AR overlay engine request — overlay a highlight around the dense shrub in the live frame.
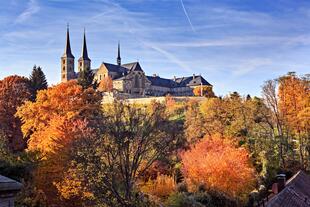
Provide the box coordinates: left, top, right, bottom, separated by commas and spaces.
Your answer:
165, 192, 204, 207
141, 174, 176, 198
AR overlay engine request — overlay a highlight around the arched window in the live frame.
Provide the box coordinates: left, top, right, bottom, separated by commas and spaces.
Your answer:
63, 66, 65, 71
141, 76, 145, 87
134, 75, 139, 88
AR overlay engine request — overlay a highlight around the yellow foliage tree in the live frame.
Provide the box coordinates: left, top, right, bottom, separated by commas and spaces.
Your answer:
140, 174, 176, 198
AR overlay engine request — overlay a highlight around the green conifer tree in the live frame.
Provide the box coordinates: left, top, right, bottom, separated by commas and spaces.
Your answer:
29, 65, 48, 100
77, 67, 98, 89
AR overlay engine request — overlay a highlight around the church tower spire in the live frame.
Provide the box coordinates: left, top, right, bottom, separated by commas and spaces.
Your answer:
78, 28, 91, 72
64, 24, 74, 58
61, 24, 75, 82
117, 41, 121, 66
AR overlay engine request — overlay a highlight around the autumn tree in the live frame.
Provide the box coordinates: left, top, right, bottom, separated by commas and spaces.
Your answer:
262, 79, 291, 169
16, 80, 102, 153
181, 134, 255, 199
16, 80, 103, 205
186, 95, 253, 143
29, 65, 48, 100
0, 75, 32, 152
57, 101, 182, 207
184, 91, 284, 187
193, 85, 215, 97
278, 73, 310, 169
184, 100, 205, 144
98, 76, 113, 92
199, 98, 230, 137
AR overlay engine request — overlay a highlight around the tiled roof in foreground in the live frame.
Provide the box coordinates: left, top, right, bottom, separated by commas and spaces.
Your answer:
267, 171, 310, 207
0, 175, 22, 191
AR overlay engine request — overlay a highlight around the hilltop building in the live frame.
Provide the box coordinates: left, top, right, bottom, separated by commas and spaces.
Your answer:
61, 27, 212, 97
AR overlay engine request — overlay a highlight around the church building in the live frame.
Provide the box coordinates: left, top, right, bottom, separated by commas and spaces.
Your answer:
61, 27, 212, 97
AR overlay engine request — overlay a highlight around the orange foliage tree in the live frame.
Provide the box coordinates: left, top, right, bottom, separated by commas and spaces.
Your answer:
0, 75, 32, 151
278, 73, 309, 132
16, 80, 102, 206
181, 134, 255, 198
16, 80, 102, 154
193, 85, 215, 97
98, 76, 113, 92
278, 73, 310, 167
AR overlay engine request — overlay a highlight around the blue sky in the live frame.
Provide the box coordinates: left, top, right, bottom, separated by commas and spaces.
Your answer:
0, 0, 310, 96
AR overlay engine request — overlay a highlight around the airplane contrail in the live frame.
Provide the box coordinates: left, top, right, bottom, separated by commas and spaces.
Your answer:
180, 0, 196, 32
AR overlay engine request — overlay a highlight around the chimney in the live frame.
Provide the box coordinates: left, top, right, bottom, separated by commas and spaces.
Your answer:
277, 174, 286, 193
173, 76, 176, 81
153, 74, 157, 77
193, 74, 195, 80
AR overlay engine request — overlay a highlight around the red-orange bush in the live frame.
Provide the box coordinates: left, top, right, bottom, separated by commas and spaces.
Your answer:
181, 134, 255, 198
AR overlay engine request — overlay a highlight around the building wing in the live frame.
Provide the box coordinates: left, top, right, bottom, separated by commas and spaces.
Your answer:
146, 76, 177, 88
175, 75, 212, 87
122, 62, 143, 72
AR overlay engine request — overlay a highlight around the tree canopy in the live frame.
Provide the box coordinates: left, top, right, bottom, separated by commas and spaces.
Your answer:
29, 65, 48, 100
77, 67, 98, 89
0, 75, 32, 151
181, 134, 255, 198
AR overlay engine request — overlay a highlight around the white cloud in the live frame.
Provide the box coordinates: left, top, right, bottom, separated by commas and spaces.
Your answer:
15, 0, 40, 24
142, 41, 193, 73
232, 58, 273, 76
157, 35, 310, 48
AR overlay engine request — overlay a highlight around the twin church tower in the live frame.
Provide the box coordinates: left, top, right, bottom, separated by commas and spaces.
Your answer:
60, 26, 121, 82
